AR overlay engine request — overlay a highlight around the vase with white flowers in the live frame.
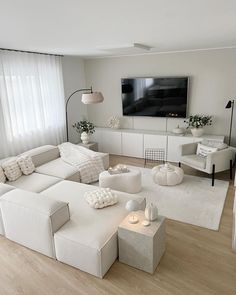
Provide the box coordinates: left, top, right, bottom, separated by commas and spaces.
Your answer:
72, 120, 95, 144
184, 115, 212, 137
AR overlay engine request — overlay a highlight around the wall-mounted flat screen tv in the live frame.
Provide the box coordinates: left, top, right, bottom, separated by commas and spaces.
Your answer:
121, 77, 189, 118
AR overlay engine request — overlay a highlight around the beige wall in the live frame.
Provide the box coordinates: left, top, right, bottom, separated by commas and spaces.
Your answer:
62, 56, 87, 143
84, 49, 236, 146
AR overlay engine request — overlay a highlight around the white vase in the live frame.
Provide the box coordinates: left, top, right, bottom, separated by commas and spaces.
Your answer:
191, 128, 204, 137
81, 132, 90, 144
145, 203, 158, 221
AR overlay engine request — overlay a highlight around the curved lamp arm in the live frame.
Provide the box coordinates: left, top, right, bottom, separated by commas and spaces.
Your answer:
66, 87, 92, 141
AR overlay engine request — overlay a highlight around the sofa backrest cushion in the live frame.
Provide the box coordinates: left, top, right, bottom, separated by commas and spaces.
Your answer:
21, 145, 60, 167
0, 189, 70, 258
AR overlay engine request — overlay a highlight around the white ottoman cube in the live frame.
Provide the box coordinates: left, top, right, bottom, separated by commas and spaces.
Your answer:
99, 169, 142, 193
152, 163, 184, 186
1, 189, 70, 258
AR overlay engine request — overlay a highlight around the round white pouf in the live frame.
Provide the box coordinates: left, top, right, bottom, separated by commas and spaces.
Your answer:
99, 169, 142, 193
152, 163, 184, 186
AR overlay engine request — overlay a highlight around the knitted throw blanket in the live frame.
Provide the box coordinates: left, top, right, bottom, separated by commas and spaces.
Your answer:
58, 142, 104, 184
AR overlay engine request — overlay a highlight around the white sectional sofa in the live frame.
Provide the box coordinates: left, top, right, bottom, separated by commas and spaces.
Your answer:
1, 145, 109, 192
0, 144, 146, 278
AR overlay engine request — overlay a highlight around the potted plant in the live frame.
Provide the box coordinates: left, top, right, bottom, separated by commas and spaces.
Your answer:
184, 115, 212, 137
72, 120, 95, 144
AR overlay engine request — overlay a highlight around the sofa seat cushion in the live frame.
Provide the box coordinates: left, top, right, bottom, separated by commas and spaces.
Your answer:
181, 154, 206, 170
7, 172, 61, 193
36, 158, 80, 182
0, 183, 15, 196
42, 180, 145, 278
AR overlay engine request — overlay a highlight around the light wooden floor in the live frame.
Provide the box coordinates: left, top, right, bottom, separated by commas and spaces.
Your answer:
0, 155, 235, 295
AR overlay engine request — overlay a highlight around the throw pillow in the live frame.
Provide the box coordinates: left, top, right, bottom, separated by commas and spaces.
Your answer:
197, 143, 217, 157
201, 139, 228, 150
0, 166, 6, 183
85, 188, 118, 209
2, 159, 22, 181
17, 155, 35, 175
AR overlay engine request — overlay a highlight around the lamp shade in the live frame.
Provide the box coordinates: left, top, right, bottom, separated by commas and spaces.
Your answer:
125, 200, 140, 212
81, 92, 104, 104
225, 100, 232, 109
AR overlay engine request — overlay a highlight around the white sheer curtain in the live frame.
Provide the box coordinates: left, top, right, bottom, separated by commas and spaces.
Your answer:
0, 50, 66, 158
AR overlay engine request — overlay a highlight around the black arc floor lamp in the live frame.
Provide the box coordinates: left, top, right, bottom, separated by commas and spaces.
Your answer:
65, 86, 104, 141
225, 99, 234, 146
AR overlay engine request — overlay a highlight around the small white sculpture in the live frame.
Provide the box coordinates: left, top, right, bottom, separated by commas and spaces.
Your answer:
107, 116, 120, 129
145, 203, 158, 221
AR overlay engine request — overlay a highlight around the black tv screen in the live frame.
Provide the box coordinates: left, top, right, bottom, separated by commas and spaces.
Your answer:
121, 77, 189, 118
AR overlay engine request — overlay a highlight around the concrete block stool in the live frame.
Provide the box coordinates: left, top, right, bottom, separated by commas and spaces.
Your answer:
99, 169, 142, 193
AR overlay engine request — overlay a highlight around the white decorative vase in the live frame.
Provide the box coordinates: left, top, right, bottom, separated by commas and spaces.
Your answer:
145, 203, 158, 221
191, 128, 204, 137
81, 132, 90, 144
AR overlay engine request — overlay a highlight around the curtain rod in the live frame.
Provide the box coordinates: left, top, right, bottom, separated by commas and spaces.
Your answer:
0, 48, 63, 57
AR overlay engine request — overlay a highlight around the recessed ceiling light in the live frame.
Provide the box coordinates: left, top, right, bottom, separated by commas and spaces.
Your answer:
97, 43, 152, 53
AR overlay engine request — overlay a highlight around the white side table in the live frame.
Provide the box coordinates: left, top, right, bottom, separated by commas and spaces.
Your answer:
118, 211, 166, 274
77, 142, 98, 152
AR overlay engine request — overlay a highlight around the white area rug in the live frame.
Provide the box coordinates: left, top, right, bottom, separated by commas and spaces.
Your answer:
128, 166, 229, 230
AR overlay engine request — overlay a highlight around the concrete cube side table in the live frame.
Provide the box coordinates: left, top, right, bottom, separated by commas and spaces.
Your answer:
77, 142, 98, 152
118, 211, 166, 274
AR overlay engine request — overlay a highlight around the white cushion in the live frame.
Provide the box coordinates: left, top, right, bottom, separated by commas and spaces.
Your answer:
0, 189, 70, 258
85, 188, 118, 209
99, 169, 142, 194
17, 155, 35, 175
36, 158, 80, 182
201, 139, 228, 151
8, 172, 61, 193
152, 163, 184, 186
42, 180, 146, 278
197, 143, 217, 157
0, 166, 6, 183
2, 159, 22, 181
181, 154, 206, 170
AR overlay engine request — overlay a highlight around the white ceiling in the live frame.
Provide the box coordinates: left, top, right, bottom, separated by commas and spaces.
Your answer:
0, 0, 236, 57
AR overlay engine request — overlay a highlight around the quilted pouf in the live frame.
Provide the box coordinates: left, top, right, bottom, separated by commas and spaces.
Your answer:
152, 163, 184, 186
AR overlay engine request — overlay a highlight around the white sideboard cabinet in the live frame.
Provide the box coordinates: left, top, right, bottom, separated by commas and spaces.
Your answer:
122, 132, 143, 158
91, 127, 224, 163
